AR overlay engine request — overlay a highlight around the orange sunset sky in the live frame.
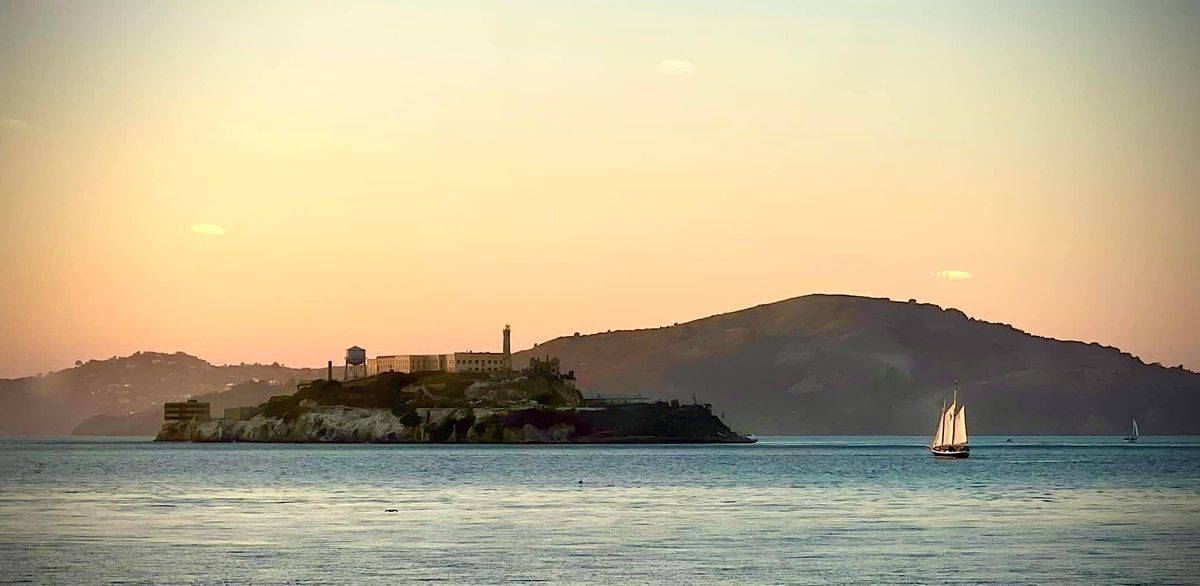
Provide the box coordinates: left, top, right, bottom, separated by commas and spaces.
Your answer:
1, 1, 1197, 378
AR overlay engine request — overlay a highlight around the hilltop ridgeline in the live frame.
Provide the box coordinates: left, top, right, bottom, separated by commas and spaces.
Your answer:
155, 370, 751, 444
72, 378, 303, 436
1, 351, 335, 436
515, 294, 1199, 435
13, 293, 1200, 437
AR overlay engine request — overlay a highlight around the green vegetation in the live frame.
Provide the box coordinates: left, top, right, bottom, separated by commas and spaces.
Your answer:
157, 368, 752, 443
255, 369, 584, 421
295, 374, 416, 410
262, 395, 300, 421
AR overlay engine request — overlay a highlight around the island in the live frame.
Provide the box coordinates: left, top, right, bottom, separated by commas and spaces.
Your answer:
155, 358, 754, 444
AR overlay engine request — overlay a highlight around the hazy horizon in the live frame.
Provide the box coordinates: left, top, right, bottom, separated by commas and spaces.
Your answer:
2, 0, 1198, 378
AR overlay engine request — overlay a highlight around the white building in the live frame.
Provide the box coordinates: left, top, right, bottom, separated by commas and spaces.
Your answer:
366, 326, 513, 375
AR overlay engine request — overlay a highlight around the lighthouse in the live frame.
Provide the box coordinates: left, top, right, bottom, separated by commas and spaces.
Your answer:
503, 324, 512, 370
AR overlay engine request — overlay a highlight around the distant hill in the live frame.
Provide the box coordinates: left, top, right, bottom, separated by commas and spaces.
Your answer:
0, 351, 337, 435
514, 295, 1199, 435
9, 295, 1198, 436
71, 379, 300, 436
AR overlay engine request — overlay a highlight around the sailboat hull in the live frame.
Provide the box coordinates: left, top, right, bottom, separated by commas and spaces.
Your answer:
930, 445, 970, 458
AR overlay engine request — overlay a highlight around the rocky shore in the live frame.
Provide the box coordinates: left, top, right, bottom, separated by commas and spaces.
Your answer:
155, 403, 754, 443
154, 369, 754, 444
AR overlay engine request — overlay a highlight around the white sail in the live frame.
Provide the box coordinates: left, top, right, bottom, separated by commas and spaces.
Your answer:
945, 402, 957, 445
953, 405, 968, 446
931, 382, 970, 456
933, 406, 947, 446
1131, 419, 1139, 439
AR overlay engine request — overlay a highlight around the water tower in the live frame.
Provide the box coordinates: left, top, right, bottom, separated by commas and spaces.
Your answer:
345, 346, 367, 380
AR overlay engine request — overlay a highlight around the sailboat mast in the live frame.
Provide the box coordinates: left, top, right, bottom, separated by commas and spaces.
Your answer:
950, 380, 958, 445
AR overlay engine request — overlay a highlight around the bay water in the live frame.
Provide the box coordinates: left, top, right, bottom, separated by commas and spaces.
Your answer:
2, 436, 1198, 584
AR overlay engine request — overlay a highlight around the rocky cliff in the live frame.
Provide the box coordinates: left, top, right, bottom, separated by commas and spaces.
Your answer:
155, 403, 751, 444
154, 369, 752, 443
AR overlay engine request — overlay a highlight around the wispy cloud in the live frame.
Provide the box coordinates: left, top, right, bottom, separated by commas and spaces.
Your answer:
658, 59, 696, 77
1, 117, 32, 132
190, 224, 228, 236
935, 269, 972, 281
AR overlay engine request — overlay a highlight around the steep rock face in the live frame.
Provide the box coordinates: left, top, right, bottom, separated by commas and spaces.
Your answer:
515, 295, 1200, 435
158, 407, 419, 442
155, 403, 751, 444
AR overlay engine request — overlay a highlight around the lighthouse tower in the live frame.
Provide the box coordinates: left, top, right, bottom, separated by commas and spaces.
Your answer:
502, 324, 512, 370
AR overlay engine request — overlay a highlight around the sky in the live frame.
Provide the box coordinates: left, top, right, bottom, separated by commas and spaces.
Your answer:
1, 0, 1198, 378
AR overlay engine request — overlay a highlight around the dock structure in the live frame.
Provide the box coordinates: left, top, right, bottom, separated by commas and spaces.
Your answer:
586, 393, 656, 406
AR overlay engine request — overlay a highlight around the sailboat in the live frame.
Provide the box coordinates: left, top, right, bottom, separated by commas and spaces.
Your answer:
930, 381, 970, 458
1123, 419, 1139, 443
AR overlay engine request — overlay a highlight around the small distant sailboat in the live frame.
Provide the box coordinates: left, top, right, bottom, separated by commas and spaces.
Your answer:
930, 380, 969, 458
1123, 419, 1139, 443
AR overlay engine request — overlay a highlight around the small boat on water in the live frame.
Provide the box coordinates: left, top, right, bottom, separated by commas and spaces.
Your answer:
930, 381, 969, 459
1123, 419, 1139, 443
